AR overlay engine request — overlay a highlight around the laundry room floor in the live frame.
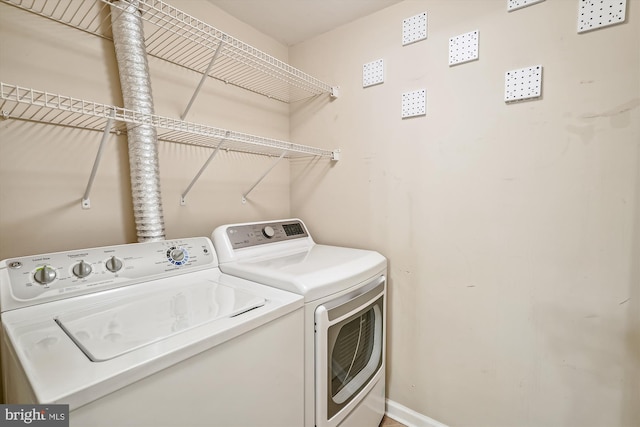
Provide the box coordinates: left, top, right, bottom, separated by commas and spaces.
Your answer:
380, 415, 407, 426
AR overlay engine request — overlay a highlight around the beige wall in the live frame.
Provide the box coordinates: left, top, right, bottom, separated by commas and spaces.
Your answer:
290, 1, 639, 426
0, 1, 292, 260
1, 0, 639, 425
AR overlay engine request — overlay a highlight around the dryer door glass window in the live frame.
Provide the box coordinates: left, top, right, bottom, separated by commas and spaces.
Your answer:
326, 296, 383, 418
331, 308, 375, 396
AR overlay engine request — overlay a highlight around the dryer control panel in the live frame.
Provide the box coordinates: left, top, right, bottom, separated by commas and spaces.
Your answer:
224, 219, 310, 249
0, 237, 216, 311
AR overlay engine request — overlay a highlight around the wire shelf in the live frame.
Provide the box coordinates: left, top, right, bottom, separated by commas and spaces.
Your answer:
0, 83, 335, 159
1, 0, 336, 103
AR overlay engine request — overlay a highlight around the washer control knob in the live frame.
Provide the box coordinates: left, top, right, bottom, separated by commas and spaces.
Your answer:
72, 260, 92, 278
171, 248, 186, 262
34, 265, 56, 285
105, 256, 123, 273
262, 226, 275, 238
166, 246, 189, 265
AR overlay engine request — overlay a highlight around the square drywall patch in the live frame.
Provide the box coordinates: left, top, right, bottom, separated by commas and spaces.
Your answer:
507, 0, 545, 12
402, 12, 427, 46
402, 89, 426, 118
363, 59, 384, 87
449, 30, 479, 66
577, 0, 627, 33
504, 65, 543, 102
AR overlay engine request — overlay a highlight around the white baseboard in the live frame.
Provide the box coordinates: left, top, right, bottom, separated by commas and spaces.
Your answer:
385, 399, 449, 427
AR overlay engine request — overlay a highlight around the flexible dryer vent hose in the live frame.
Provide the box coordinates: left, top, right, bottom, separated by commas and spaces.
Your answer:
110, 0, 165, 242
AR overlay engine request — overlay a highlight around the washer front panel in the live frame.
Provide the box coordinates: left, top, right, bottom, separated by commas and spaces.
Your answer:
0, 237, 215, 311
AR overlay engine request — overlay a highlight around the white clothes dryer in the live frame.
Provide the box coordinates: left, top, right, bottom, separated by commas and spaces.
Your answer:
212, 219, 387, 427
0, 237, 304, 427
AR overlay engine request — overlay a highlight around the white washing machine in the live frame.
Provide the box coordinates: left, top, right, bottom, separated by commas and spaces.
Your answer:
212, 219, 387, 427
0, 237, 304, 427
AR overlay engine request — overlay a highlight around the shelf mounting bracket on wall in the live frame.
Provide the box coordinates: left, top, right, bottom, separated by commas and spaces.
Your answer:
81, 110, 116, 210
180, 131, 229, 206
180, 40, 225, 121
242, 151, 287, 204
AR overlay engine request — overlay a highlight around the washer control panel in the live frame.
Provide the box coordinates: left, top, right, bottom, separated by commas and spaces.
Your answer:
1, 237, 215, 310
225, 219, 309, 249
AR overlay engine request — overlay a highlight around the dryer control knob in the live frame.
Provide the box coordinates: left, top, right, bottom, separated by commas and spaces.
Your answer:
105, 256, 123, 273
262, 226, 275, 238
34, 265, 56, 285
72, 260, 92, 278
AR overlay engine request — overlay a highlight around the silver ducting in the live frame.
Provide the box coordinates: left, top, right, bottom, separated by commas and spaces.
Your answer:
110, 0, 165, 242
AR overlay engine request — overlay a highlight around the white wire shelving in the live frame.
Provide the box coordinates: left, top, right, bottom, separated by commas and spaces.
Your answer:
1, 0, 341, 206
0, 83, 336, 158
0, 83, 339, 206
1, 0, 338, 104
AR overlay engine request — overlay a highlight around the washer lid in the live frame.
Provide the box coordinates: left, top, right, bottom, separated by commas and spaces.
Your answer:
219, 244, 386, 301
55, 281, 265, 361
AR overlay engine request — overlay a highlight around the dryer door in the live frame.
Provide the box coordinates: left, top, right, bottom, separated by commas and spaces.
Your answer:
315, 276, 385, 427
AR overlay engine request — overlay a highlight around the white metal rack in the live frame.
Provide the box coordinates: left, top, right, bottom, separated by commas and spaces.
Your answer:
0, 83, 339, 206
1, 0, 341, 206
1, 0, 339, 105
0, 84, 334, 157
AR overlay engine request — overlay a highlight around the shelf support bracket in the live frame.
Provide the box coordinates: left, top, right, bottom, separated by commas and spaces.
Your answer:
242, 151, 287, 204
180, 133, 229, 206
81, 111, 115, 209
181, 40, 225, 121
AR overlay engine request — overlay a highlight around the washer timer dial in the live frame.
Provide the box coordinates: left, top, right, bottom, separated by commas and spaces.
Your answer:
33, 265, 56, 285
166, 246, 189, 266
